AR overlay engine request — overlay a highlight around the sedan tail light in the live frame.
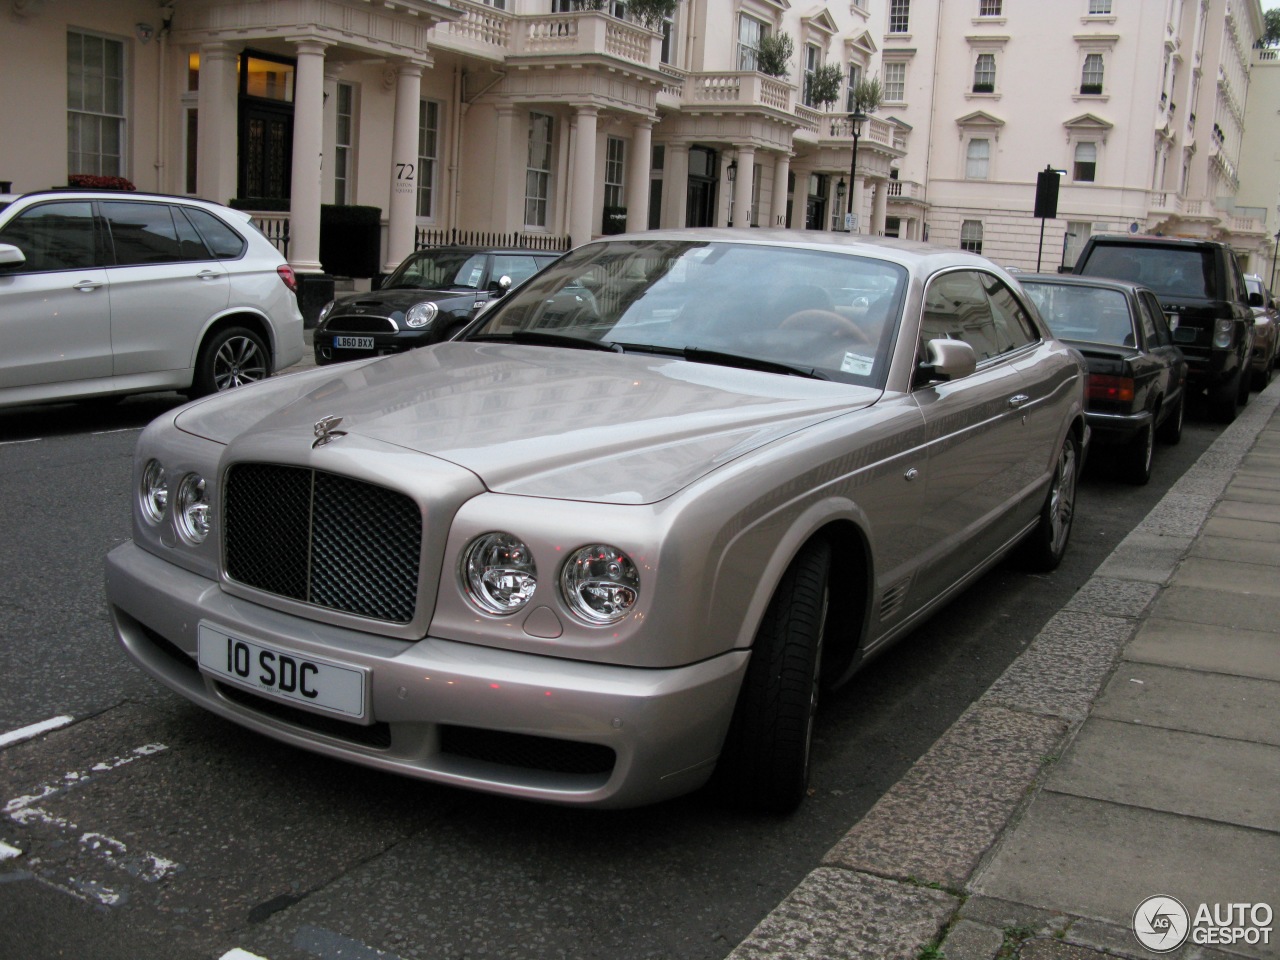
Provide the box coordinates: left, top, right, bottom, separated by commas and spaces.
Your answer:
1087, 373, 1135, 403
276, 264, 298, 293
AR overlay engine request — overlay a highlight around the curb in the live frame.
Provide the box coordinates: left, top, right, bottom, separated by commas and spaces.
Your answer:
726, 383, 1280, 960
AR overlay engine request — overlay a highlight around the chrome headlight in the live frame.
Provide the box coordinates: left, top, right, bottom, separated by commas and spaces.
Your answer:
462, 532, 537, 615
1214, 318, 1234, 349
405, 301, 440, 329
316, 300, 335, 325
139, 459, 168, 524
560, 545, 640, 625
175, 473, 210, 544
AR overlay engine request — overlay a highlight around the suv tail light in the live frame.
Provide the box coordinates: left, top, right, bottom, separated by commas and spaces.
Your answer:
276, 264, 298, 293
1087, 374, 1135, 403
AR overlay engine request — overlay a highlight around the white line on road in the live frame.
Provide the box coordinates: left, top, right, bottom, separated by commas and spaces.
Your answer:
0, 715, 74, 748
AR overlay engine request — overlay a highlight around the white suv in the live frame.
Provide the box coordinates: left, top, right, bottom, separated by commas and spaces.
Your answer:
0, 189, 304, 408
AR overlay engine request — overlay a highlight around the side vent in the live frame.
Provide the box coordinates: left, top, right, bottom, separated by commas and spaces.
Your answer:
878, 578, 911, 622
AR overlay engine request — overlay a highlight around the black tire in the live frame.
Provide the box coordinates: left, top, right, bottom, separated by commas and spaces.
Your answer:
190, 326, 270, 398
1211, 371, 1242, 424
1020, 432, 1079, 572
1253, 362, 1272, 391
1121, 423, 1154, 486
1156, 393, 1183, 445
712, 538, 831, 814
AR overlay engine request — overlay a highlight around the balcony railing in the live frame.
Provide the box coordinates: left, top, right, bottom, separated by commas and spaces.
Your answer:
685, 72, 793, 112
439, 4, 659, 67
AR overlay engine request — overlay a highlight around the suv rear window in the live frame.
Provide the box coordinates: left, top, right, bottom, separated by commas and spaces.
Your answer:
1081, 244, 1214, 300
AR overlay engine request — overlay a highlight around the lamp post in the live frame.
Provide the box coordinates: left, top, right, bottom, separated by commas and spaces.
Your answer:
1271, 228, 1279, 294
846, 107, 867, 232
835, 178, 846, 230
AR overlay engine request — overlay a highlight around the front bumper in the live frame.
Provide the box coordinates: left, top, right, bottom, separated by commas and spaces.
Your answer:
106, 541, 748, 808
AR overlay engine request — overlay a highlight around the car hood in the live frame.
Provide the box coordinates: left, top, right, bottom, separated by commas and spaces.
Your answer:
175, 343, 878, 504
330, 287, 474, 314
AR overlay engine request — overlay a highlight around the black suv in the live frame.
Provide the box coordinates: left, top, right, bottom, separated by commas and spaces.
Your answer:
1073, 235, 1254, 422
314, 246, 559, 365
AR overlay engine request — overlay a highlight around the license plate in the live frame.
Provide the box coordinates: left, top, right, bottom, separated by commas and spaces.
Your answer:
334, 336, 375, 349
197, 622, 367, 720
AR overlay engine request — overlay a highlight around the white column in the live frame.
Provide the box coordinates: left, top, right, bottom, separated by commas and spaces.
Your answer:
493, 105, 517, 232
569, 105, 599, 246
195, 42, 238, 205
665, 142, 688, 228
384, 61, 424, 274
286, 40, 329, 273
625, 118, 654, 232
871, 178, 889, 235
771, 153, 791, 228
733, 145, 755, 229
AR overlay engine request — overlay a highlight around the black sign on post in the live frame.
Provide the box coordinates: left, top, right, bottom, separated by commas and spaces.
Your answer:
1034, 165, 1062, 271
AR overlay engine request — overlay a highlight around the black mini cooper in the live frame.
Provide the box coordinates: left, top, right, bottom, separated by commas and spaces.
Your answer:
314, 246, 560, 365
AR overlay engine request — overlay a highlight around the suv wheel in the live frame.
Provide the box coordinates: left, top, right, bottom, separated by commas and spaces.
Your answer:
191, 326, 270, 398
1211, 371, 1243, 424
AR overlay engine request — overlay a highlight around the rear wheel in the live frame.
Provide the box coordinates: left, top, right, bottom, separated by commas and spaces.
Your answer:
1020, 433, 1079, 572
1253, 362, 1272, 391
190, 326, 270, 398
1211, 371, 1242, 424
1156, 393, 1184, 445
712, 538, 831, 814
1121, 423, 1154, 485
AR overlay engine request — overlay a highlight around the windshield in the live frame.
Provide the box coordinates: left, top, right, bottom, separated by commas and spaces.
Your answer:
1081, 244, 1214, 299
466, 238, 906, 387
387, 249, 489, 290
1023, 282, 1135, 347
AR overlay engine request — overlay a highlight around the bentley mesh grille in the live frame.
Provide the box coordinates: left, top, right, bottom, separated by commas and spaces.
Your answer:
224, 464, 422, 623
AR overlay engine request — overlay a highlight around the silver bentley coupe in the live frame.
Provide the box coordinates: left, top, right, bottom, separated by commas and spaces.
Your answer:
106, 229, 1087, 812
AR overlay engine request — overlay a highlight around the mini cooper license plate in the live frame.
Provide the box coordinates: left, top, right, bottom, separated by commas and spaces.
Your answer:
334, 335, 375, 349
197, 622, 367, 720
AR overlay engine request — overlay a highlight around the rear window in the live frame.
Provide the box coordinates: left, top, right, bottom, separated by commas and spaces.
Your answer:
1023, 282, 1135, 347
1079, 243, 1214, 300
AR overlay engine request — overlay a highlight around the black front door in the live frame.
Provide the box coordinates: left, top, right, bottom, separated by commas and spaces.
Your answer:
685, 146, 719, 227
239, 103, 292, 204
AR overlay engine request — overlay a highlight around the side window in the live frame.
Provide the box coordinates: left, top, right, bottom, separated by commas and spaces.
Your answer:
181, 207, 246, 259
984, 274, 1040, 347
922, 270, 1029, 364
0, 201, 100, 273
491, 255, 543, 287
1142, 292, 1172, 346
104, 201, 196, 265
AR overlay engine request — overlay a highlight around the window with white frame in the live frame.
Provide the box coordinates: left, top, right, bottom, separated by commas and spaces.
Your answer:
889, 0, 910, 34
960, 220, 983, 253
883, 62, 907, 101
605, 136, 625, 209
67, 30, 126, 176
334, 82, 354, 205
1087, 0, 1112, 14
979, 0, 1002, 15
1080, 53, 1104, 95
525, 112, 553, 228
966, 139, 990, 179
417, 99, 439, 218
846, 62, 864, 111
659, 14, 674, 64
803, 44, 822, 107
1073, 141, 1097, 182
1063, 222, 1091, 267
738, 14, 767, 72
973, 53, 996, 93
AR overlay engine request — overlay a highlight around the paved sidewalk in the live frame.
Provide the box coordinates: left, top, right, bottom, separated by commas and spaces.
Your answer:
728, 385, 1280, 960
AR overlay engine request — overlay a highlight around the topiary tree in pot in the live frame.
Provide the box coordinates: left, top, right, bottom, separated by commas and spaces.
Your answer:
806, 63, 845, 108
755, 33, 795, 77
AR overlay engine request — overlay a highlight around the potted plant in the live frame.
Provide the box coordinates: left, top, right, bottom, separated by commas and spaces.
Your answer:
806, 63, 845, 108
755, 33, 794, 78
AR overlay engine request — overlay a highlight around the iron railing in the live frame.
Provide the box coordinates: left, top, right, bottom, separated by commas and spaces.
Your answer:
415, 226, 572, 252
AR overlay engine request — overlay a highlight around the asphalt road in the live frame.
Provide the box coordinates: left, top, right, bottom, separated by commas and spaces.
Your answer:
0, 384, 1226, 960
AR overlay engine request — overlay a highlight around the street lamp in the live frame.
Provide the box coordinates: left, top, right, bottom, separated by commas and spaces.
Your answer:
846, 107, 868, 232
1271, 228, 1279, 294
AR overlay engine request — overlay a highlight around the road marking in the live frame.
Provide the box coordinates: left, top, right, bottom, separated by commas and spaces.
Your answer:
0, 840, 21, 860
222, 951, 272, 960
0, 715, 74, 748
293, 925, 404, 960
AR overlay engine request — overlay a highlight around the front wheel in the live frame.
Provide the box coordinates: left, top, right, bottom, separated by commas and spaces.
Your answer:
190, 326, 270, 398
712, 538, 831, 814
1020, 432, 1079, 572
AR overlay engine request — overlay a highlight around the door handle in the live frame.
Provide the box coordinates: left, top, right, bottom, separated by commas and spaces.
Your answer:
195, 270, 222, 281
1008, 394, 1030, 408
73, 280, 105, 292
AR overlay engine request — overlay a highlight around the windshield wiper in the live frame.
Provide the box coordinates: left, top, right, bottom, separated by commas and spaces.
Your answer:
469, 331, 619, 352
614, 342, 828, 380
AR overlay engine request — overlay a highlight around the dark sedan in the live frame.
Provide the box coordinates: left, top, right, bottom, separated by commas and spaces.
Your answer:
1021, 274, 1186, 485
313, 247, 560, 364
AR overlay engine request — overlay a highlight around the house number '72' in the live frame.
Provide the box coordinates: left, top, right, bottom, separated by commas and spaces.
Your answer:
396, 163, 416, 182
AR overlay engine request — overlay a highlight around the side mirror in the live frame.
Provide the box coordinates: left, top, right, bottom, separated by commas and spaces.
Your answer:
0, 243, 26, 268
488, 275, 514, 297
915, 338, 977, 387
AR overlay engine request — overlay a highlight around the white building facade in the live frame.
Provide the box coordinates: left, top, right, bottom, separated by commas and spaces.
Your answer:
2, 0, 1274, 295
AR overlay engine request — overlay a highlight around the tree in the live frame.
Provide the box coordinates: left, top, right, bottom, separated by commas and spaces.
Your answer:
850, 76, 883, 115
627, 0, 678, 30
755, 33, 795, 77
1264, 7, 1280, 46
805, 63, 845, 108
